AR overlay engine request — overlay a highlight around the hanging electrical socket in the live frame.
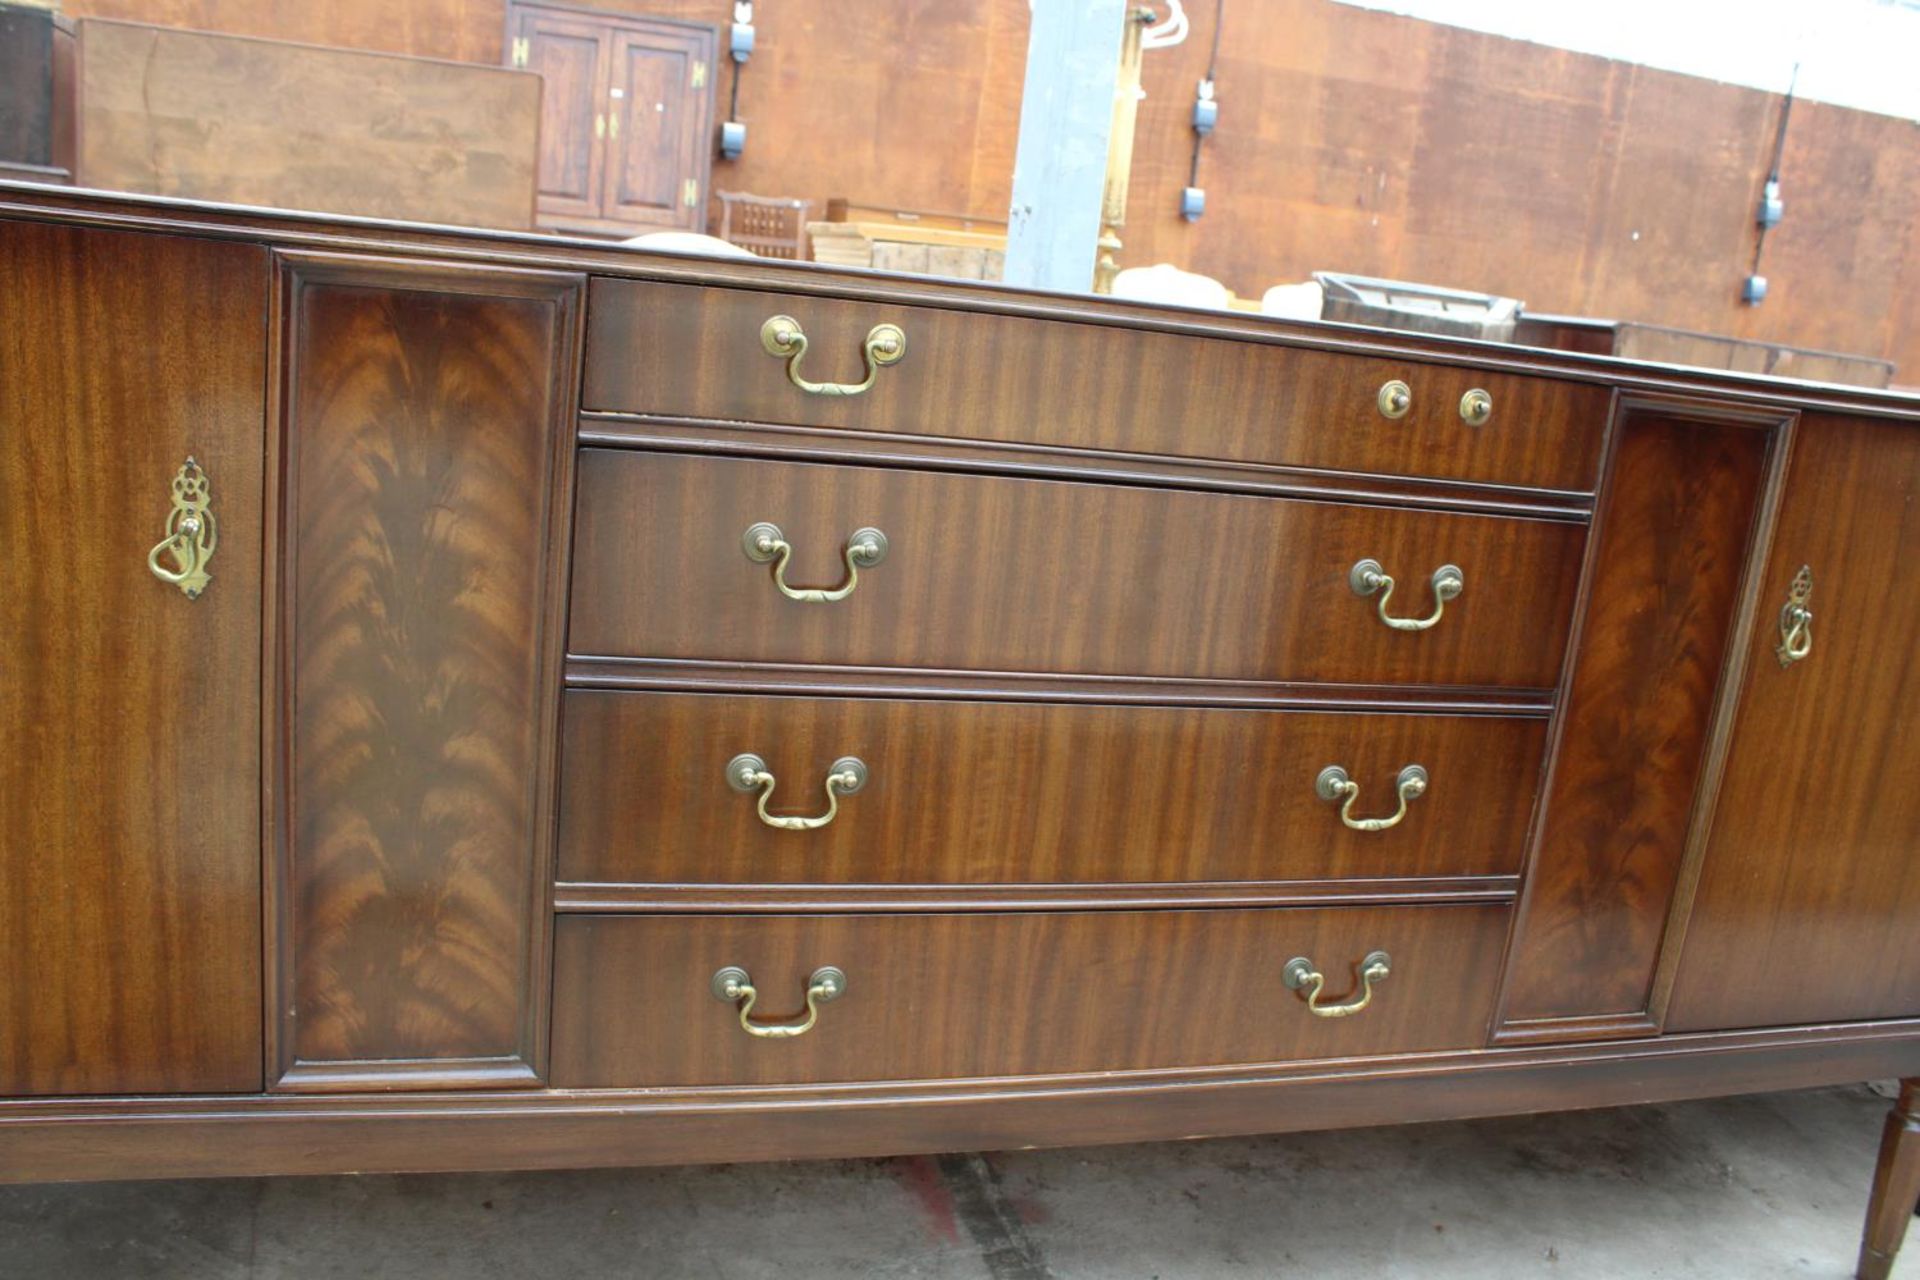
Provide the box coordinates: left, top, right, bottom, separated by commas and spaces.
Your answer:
1742, 274, 1769, 305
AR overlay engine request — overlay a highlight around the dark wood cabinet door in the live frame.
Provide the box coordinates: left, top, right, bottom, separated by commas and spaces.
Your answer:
0, 221, 267, 1095
601, 22, 713, 231
515, 7, 611, 225
1667, 415, 1920, 1031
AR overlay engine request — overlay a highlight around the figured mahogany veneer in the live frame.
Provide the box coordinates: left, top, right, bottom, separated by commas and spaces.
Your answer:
550, 905, 1512, 1087
3, 184, 1920, 1278
583, 279, 1611, 493
568, 450, 1586, 688
272, 254, 582, 1090
557, 690, 1547, 888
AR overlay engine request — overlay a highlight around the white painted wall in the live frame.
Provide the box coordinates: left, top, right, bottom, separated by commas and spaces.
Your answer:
1332, 0, 1920, 122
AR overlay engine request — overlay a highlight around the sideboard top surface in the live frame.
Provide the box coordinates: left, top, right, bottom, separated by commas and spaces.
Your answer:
2, 178, 1915, 421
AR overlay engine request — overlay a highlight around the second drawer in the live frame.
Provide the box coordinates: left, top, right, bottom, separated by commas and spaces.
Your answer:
569, 450, 1587, 688
557, 691, 1548, 886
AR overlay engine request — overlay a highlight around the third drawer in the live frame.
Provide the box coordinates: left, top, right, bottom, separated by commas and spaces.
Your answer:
569, 450, 1588, 688
557, 691, 1548, 886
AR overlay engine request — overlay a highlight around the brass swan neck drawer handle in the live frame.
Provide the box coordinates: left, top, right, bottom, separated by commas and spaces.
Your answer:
727, 753, 868, 830
1282, 950, 1392, 1018
743, 522, 888, 602
711, 965, 847, 1039
1776, 564, 1814, 668
1316, 764, 1428, 832
147, 457, 217, 599
761, 314, 906, 397
1349, 558, 1462, 631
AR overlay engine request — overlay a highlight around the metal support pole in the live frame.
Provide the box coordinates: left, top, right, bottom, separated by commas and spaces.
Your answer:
1002, 0, 1129, 293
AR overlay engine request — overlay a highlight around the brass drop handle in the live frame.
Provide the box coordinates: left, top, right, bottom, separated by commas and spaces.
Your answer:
147, 456, 217, 599
743, 522, 888, 602
1776, 564, 1814, 669
1282, 950, 1392, 1018
711, 965, 847, 1039
1316, 764, 1428, 832
1349, 558, 1462, 631
727, 753, 868, 831
761, 314, 906, 397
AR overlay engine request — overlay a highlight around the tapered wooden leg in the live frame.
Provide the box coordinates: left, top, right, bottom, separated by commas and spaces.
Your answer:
1859, 1081, 1920, 1280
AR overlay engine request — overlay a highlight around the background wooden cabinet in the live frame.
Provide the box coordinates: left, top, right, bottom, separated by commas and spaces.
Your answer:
0, 222, 266, 1095
509, 2, 716, 236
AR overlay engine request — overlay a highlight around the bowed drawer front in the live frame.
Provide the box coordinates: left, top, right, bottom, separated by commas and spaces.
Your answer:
568, 450, 1586, 688
557, 691, 1548, 887
550, 904, 1512, 1087
582, 279, 1610, 492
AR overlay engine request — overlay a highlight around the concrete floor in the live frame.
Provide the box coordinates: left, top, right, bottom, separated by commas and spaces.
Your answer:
2, 1085, 1915, 1279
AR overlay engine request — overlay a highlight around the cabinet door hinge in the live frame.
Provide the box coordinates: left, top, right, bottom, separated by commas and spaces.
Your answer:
691, 60, 708, 89
510, 36, 530, 68
683, 177, 700, 208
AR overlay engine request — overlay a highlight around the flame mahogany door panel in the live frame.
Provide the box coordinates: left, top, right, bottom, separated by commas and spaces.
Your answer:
0, 221, 266, 1095
271, 254, 583, 1091
1667, 415, 1920, 1031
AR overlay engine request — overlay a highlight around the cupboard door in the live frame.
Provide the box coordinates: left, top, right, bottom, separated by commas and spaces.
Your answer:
1667, 416, 1920, 1031
0, 221, 266, 1095
515, 7, 610, 226
601, 22, 714, 231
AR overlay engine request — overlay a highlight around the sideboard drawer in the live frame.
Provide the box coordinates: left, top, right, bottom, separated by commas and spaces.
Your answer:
570, 451, 1585, 687
550, 904, 1510, 1087
558, 691, 1547, 886
583, 279, 1609, 493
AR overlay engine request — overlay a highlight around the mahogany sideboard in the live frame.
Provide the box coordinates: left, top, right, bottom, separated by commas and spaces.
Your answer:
1, 183, 1917, 1276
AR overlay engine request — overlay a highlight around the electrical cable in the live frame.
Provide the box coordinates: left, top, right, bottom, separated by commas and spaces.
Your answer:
1750, 62, 1798, 278
1187, 0, 1226, 190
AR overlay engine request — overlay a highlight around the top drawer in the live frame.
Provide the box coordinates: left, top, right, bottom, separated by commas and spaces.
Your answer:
583, 279, 1610, 493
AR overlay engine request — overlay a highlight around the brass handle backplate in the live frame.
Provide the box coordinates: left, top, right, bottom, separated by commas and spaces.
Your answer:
1459, 388, 1493, 425
1317, 764, 1428, 832
743, 522, 888, 602
1282, 950, 1392, 1018
1776, 564, 1814, 669
728, 753, 868, 830
761, 314, 906, 397
1377, 379, 1412, 419
1350, 558, 1462, 631
711, 965, 847, 1039
147, 456, 217, 599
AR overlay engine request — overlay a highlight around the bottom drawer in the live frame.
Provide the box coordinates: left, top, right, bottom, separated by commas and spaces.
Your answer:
551, 905, 1510, 1087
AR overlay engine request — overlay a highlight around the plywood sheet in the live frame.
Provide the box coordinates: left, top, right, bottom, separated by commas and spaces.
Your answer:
76, 18, 539, 227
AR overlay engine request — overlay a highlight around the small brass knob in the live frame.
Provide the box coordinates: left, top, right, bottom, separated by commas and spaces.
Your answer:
1459, 388, 1493, 426
1377, 380, 1412, 420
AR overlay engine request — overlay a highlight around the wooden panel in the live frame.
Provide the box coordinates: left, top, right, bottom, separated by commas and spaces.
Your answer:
75, 19, 541, 229
276, 255, 581, 1089
558, 691, 1548, 886
551, 905, 1511, 1086
1668, 416, 1920, 1031
0, 220, 265, 1095
569, 450, 1586, 688
601, 22, 713, 231
1497, 406, 1770, 1032
515, 6, 607, 221
584, 279, 1611, 492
